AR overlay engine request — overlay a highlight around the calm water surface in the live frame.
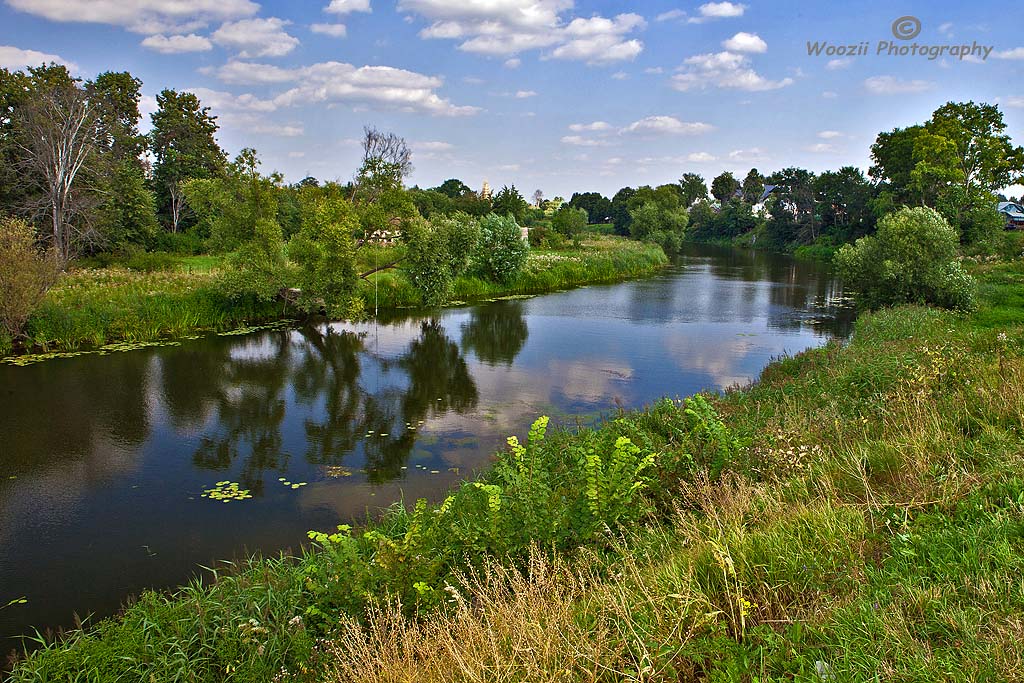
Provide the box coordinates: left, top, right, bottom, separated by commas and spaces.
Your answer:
0, 244, 853, 652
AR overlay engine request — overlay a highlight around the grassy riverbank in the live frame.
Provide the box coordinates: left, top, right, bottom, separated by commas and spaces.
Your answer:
7, 260, 1024, 682
7, 236, 666, 357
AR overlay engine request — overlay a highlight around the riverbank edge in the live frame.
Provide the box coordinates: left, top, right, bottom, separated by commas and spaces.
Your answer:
8, 259, 1022, 681
4, 237, 668, 361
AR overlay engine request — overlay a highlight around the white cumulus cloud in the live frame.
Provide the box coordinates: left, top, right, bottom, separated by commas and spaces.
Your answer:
689, 2, 745, 23
311, 23, 348, 37
671, 51, 793, 91
568, 121, 612, 132
561, 135, 612, 147
620, 115, 714, 136
212, 17, 300, 58
0, 44, 77, 70
140, 33, 213, 53
992, 47, 1024, 60
6, 0, 258, 34
210, 60, 480, 117
722, 32, 766, 53
398, 1, 645, 64
325, 0, 371, 14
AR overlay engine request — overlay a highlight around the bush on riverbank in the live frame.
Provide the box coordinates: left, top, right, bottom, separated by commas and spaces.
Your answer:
835, 206, 977, 311
10, 260, 1024, 681
10, 236, 666, 356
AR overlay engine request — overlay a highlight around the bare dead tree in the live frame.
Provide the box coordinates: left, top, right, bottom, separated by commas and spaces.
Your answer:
15, 82, 100, 264
360, 126, 413, 178
168, 181, 188, 233
354, 126, 413, 203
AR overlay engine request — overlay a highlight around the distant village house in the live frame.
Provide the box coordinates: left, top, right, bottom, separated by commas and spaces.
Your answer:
998, 201, 1024, 230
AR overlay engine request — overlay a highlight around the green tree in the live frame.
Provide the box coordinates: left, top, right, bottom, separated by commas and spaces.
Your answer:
95, 160, 159, 251
711, 172, 740, 204
402, 213, 481, 307
150, 89, 226, 231
834, 206, 975, 311
610, 186, 636, 235
473, 214, 528, 283
183, 148, 279, 250
491, 185, 528, 223
678, 173, 708, 206
354, 126, 412, 203
88, 71, 146, 163
14, 69, 101, 263
815, 166, 877, 242
290, 195, 359, 314
567, 191, 612, 224
765, 167, 818, 247
870, 125, 926, 202
88, 71, 159, 252
927, 102, 1024, 198
434, 178, 472, 198
552, 205, 588, 243
219, 218, 287, 302
741, 168, 764, 204
408, 188, 453, 219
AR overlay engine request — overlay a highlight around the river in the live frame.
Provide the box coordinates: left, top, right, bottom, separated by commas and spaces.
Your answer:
0, 244, 853, 652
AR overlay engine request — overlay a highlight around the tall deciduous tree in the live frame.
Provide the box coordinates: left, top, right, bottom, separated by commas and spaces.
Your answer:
88, 71, 146, 163
815, 166, 876, 242
182, 147, 280, 250
567, 191, 612, 224
491, 185, 528, 222
711, 171, 740, 204
741, 168, 764, 204
678, 173, 708, 206
88, 71, 158, 251
926, 101, 1024, 197
150, 89, 225, 232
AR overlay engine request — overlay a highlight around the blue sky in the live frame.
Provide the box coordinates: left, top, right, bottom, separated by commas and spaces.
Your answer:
1, 0, 1022, 197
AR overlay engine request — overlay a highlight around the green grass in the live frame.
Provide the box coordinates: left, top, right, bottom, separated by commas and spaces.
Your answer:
5, 236, 664, 358
360, 236, 668, 309
22, 267, 284, 353
8, 255, 1024, 682
176, 254, 226, 273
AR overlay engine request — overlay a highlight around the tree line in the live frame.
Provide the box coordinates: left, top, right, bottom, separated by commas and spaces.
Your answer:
566, 101, 1023, 255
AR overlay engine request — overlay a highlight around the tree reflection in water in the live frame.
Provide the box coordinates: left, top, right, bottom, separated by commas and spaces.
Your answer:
188, 316, 485, 489
460, 301, 529, 366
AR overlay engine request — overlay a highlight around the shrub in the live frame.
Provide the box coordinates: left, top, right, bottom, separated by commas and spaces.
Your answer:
551, 206, 587, 243
473, 214, 528, 284
960, 202, 1005, 247
0, 217, 60, 345
218, 218, 289, 303
153, 230, 206, 255
290, 197, 359, 315
834, 206, 976, 311
527, 224, 567, 250
402, 213, 481, 306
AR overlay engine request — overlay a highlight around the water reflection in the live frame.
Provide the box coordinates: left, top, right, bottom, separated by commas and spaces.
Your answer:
461, 301, 530, 366
0, 245, 852, 650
